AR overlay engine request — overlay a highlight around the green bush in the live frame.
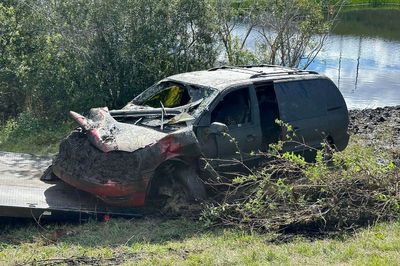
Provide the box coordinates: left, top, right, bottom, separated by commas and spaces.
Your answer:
0, 112, 73, 155
201, 141, 399, 232
0, 0, 218, 120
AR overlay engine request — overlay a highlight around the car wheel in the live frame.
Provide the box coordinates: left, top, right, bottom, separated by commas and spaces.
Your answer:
149, 164, 205, 216
157, 178, 192, 215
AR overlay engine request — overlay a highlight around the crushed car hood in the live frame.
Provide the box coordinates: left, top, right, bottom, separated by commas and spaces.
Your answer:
70, 107, 168, 152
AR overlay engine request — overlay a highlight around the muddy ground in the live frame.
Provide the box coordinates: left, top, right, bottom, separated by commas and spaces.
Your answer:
348, 105, 400, 165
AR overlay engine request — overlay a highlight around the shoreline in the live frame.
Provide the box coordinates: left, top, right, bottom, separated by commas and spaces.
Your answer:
348, 105, 400, 165
348, 105, 400, 135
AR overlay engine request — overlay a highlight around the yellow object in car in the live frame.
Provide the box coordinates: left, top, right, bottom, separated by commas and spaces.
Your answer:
145, 86, 184, 108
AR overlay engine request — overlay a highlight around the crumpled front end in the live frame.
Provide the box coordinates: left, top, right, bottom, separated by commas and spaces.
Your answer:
69, 107, 168, 153
51, 107, 201, 206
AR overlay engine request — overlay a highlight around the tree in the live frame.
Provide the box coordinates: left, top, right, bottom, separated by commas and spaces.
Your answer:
212, 0, 344, 68
0, 0, 344, 122
0, 0, 219, 120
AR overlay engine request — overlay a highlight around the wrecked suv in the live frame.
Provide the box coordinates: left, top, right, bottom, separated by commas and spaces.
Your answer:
49, 65, 349, 207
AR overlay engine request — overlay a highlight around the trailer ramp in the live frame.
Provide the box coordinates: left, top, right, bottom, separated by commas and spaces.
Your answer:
0, 152, 140, 219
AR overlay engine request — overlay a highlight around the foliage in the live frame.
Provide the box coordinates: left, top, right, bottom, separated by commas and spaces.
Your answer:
210, 0, 259, 65
0, 111, 72, 154
212, 0, 344, 67
0, 0, 345, 124
201, 140, 399, 231
0, 0, 218, 121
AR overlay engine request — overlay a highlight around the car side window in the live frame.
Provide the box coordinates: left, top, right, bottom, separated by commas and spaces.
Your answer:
274, 79, 327, 121
211, 87, 252, 127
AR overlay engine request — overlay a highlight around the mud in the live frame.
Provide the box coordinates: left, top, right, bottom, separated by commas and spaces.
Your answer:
52, 130, 161, 185
348, 105, 400, 165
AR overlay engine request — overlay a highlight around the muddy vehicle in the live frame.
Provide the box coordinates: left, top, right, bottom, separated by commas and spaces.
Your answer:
48, 65, 349, 207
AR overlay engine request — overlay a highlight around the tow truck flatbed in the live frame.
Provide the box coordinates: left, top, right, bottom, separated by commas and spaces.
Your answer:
0, 152, 140, 219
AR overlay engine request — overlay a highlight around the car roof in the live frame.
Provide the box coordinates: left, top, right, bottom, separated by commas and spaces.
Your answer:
166, 65, 321, 90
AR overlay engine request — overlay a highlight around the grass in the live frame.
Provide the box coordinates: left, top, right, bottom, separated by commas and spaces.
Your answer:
1, 218, 400, 265
0, 112, 73, 155
348, 0, 400, 5
0, 113, 399, 265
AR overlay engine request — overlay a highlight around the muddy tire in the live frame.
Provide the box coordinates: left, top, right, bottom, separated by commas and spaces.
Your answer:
157, 178, 192, 215
148, 163, 206, 216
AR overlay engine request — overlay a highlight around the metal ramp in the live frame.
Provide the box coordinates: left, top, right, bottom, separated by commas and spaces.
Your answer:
0, 152, 140, 219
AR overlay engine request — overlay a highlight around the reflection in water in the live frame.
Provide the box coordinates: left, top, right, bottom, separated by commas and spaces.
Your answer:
304, 9, 400, 109
306, 35, 400, 109
333, 9, 400, 41
337, 35, 343, 87
354, 36, 361, 92
236, 10, 400, 109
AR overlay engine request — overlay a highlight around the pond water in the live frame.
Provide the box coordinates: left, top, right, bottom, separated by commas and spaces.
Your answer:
307, 9, 400, 109
240, 9, 400, 109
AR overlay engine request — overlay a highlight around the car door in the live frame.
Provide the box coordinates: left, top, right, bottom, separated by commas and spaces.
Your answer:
274, 79, 328, 150
209, 86, 262, 161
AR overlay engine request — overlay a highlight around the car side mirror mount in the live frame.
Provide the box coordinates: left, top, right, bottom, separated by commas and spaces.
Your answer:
208, 122, 228, 135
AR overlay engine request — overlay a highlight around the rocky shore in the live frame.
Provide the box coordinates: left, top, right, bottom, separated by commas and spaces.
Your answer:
349, 105, 400, 165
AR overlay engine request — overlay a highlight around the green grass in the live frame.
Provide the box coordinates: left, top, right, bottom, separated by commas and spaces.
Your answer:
1, 218, 400, 265
0, 113, 73, 155
347, 0, 400, 6
1, 112, 399, 265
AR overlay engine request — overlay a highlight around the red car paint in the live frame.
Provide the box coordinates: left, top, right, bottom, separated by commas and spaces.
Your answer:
53, 166, 149, 206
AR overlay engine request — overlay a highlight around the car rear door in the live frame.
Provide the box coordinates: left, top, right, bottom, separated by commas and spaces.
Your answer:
274, 79, 328, 150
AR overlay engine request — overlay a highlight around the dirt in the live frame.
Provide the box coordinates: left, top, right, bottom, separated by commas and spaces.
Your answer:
348, 105, 400, 165
52, 130, 161, 185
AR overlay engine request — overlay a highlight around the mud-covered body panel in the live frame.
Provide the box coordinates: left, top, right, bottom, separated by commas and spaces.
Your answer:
52, 109, 201, 206
70, 108, 167, 153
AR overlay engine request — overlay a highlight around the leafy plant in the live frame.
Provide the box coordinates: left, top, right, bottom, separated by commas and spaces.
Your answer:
201, 136, 399, 232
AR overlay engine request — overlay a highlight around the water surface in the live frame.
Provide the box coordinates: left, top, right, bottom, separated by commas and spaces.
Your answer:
240, 9, 400, 109
307, 35, 400, 109
306, 9, 400, 109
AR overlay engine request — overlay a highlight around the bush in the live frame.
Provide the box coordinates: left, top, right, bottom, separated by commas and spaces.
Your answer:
0, 0, 218, 120
0, 112, 72, 154
201, 141, 399, 232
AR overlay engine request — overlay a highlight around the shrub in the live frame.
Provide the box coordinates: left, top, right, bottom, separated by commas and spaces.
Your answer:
201, 141, 399, 232
0, 112, 72, 154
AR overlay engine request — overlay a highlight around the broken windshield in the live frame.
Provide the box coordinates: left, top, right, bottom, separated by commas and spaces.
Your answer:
133, 81, 215, 109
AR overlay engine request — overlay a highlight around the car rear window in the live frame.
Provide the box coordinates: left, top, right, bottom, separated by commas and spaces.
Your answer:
274, 79, 327, 122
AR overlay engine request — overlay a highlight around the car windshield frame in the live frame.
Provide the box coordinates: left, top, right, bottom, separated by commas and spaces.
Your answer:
131, 80, 218, 113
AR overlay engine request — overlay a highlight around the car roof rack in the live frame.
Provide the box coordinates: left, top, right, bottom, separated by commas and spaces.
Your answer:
208, 65, 264, 74
208, 65, 318, 78
249, 69, 318, 79
208, 64, 279, 71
